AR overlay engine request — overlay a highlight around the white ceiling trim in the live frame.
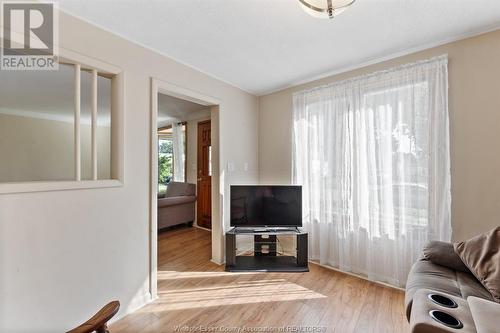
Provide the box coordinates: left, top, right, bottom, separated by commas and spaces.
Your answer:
263, 21, 500, 96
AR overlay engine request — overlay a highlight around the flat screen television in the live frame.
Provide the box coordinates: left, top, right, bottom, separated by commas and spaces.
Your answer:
230, 185, 302, 227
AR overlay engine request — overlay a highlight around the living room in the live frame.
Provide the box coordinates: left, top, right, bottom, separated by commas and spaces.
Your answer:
0, 1, 499, 332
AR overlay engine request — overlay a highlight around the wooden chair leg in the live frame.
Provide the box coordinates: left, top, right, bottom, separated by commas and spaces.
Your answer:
67, 301, 119, 333
96, 324, 109, 333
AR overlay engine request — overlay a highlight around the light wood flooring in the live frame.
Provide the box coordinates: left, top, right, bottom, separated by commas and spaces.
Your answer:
111, 226, 409, 333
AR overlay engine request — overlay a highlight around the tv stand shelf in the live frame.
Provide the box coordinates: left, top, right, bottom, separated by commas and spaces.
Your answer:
225, 228, 309, 272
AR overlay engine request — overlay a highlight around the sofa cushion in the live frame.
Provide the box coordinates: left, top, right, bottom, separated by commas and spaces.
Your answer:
454, 226, 500, 302
422, 241, 470, 273
166, 182, 196, 197
158, 196, 196, 208
456, 270, 495, 301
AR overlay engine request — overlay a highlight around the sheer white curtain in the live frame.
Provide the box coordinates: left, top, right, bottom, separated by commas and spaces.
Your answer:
293, 56, 451, 287
172, 122, 185, 182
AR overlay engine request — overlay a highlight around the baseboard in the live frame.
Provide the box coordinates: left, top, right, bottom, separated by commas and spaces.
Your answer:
309, 261, 405, 292
194, 225, 212, 232
211, 258, 224, 265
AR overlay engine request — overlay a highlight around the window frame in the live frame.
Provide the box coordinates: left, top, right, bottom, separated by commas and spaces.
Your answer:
0, 47, 125, 194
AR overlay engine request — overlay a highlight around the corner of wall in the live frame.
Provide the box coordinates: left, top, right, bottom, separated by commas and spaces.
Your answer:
257, 95, 263, 185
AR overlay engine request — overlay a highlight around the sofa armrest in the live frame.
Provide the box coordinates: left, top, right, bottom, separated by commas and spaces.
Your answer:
468, 296, 500, 333
410, 289, 475, 333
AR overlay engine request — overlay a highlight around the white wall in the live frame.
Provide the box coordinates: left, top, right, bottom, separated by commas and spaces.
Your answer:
0, 9, 259, 333
0, 114, 111, 182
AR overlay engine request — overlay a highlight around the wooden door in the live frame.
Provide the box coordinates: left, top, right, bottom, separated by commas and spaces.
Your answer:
197, 120, 211, 229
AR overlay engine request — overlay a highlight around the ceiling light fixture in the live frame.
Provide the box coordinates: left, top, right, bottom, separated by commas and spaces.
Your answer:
298, 0, 356, 19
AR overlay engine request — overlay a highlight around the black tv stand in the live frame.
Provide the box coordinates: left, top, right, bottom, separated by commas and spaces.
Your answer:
236, 227, 299, 234
225, 227, 308, 272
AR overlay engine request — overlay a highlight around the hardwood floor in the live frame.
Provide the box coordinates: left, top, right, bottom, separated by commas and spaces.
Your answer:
111, 227, 409, 333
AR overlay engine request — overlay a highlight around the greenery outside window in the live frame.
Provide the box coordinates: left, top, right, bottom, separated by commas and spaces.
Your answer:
158, 124, 186, 196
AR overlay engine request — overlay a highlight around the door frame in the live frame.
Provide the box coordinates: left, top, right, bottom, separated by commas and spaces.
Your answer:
150, 78, 221, 300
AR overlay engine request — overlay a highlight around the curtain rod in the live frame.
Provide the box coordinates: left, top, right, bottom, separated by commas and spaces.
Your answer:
294, 54, 448, 96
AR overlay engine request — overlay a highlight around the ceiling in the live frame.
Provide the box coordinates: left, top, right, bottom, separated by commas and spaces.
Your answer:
59, 0, 500, 95
158, 94, 208, 127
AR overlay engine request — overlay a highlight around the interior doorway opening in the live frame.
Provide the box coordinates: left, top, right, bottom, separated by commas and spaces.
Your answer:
156, 93, 211, 230
150, 79, 221, 300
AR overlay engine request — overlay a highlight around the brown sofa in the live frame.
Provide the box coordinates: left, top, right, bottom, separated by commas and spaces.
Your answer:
158, 182, 196, 230
405, 241, 498, 332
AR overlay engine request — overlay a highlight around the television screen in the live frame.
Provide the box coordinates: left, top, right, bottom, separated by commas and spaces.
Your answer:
230, 185, 302, 227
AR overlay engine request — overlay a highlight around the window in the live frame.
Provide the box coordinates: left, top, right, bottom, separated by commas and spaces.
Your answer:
158, 123, 186, 195
292, 56, 450, 287
0, 56, 124, 193
0, 64, 75, 182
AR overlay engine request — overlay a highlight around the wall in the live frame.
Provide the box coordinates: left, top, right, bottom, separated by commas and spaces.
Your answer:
259, 29, 500, 242
0, 114, 110, 182
0, 10, 259, 333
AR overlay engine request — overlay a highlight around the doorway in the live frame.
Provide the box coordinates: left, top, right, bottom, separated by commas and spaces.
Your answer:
150, 79, 222, 300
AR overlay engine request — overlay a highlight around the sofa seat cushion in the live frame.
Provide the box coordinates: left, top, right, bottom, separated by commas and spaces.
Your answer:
158, 196, 196, 208
405, 260, 492, 320
457, 271, 495, 301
